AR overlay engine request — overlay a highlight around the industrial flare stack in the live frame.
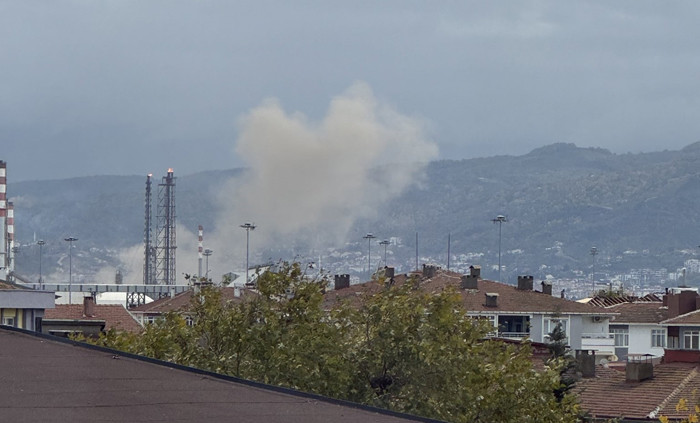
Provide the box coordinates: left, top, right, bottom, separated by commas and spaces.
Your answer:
143, 169, 177, 286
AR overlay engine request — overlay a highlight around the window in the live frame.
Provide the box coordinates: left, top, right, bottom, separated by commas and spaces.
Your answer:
544, 318, 569, 340
144, 315, 158, 325
2, 317, 15, 327
651, 329, 666, 348
610, 327, 629, 347
185, 316, 194, 327
684, 330, 700, 350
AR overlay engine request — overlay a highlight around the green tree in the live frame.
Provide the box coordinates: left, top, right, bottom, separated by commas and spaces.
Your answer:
92, 265, 580, 423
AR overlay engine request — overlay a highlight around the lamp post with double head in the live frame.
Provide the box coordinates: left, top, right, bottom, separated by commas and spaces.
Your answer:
203, 249, 213, 280
379, 239, 390, 266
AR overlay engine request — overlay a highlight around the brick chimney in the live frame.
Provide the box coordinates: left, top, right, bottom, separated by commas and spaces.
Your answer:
83, 296, 96, 318
541, 281, 552, 296
517, 275, 534, 291
666, 289, 699, 319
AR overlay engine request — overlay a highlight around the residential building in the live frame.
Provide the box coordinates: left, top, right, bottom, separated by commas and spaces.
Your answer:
604, 300, 668, 360
129, 285, 253, 325
576, 355, 700, 421
324, 265, 618, 358
42, 296, 142, 337
0, 281, 54, 331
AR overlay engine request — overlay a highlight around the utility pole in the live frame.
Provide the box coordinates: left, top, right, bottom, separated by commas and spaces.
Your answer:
363, 233, 376, 280
590, 246, 598, 295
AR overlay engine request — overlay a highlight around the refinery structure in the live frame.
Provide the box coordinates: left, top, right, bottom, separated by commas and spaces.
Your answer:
0, 162, 189, 307
143, 169, 177, 286
0, 161, 15, 282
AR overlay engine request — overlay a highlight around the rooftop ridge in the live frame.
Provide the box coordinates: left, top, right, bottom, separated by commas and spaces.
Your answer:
650, 366, 699, 419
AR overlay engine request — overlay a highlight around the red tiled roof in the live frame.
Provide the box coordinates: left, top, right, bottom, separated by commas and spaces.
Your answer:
130, 287, 254, 314
607, 302, 668, 324
576, 362, 700, 420
325, 270, 612, 315
44, 304, 142, 333
662, 309, 700, 326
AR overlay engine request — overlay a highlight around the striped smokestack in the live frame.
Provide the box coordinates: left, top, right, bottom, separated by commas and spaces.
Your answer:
198, 225, 203, 278
7, 202, 13, 272
0, 161, 7, 279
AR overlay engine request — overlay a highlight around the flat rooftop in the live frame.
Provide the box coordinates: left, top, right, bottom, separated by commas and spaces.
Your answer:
0, 328, 438, 423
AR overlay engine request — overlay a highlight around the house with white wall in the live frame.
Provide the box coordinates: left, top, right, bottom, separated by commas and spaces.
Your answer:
324, 266, 618, 359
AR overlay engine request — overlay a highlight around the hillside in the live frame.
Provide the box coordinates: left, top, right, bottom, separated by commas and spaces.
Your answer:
8, 142, 700, 283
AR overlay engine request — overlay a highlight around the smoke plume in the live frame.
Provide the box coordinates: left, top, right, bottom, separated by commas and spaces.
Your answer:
215, 82, 438, 252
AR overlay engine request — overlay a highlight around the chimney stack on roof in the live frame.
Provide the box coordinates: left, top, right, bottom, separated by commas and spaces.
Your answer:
665, 289, 700, 319
422, 264, 439, 279
334, 274, 350, 290
384, 266, 395, 279
517, 275, 534, 291
541, 281, 552, 296
469, 265, 481, 278
626, 355, 654, 382
576, 350, 596, 378
485, 293, 499, 307
461, 274, 478, 290
83, 295, 96, 318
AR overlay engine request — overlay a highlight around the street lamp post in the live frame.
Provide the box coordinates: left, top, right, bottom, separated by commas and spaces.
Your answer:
590, 246, 598, 295
491, 215, 507, 282
363, 233, 376, 280
379, 239, 390, 266
240, 223, 256, 285
203, 249, 213, 280
37, 240, 45, 287
64, 237, 78, 303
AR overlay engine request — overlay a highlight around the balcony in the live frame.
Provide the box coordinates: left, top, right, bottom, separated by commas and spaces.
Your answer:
581, 333, 615, 354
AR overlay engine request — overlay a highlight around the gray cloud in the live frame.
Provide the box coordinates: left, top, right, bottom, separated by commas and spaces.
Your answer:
2, 1, 700, 181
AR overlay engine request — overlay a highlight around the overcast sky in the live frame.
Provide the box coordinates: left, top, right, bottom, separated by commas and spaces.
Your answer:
2, 1, 700, 182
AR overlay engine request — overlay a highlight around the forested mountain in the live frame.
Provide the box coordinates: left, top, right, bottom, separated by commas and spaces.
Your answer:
9, 142, 700, 282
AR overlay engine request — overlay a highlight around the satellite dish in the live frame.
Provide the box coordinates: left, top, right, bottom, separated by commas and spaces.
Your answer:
608, 354, 618, 362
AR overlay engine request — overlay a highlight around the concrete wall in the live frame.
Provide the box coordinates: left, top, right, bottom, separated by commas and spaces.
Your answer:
628, 324, 666, 357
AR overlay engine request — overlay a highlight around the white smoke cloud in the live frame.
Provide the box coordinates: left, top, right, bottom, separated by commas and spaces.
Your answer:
100, 82, 437, 285
215, 82, 438, 251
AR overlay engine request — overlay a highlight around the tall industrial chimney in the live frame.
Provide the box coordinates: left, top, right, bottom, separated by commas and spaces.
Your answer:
0, 161, 6, 281
156, 169, 176, 285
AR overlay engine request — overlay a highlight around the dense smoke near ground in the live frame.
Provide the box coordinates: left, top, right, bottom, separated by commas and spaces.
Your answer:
97, 224, 200, 286
213, 82, 438, 262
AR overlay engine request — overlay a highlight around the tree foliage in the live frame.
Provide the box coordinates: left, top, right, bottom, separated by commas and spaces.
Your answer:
94, 263, 580, 422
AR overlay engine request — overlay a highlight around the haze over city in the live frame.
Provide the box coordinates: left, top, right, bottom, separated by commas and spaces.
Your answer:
3, 2, 700, 182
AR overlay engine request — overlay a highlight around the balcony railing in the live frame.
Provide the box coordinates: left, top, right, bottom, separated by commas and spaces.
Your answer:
581, 333, 615, 352
498, 331, 530, 339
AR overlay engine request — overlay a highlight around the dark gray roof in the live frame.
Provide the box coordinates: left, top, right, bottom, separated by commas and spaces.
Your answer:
0, 328, 439, 423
